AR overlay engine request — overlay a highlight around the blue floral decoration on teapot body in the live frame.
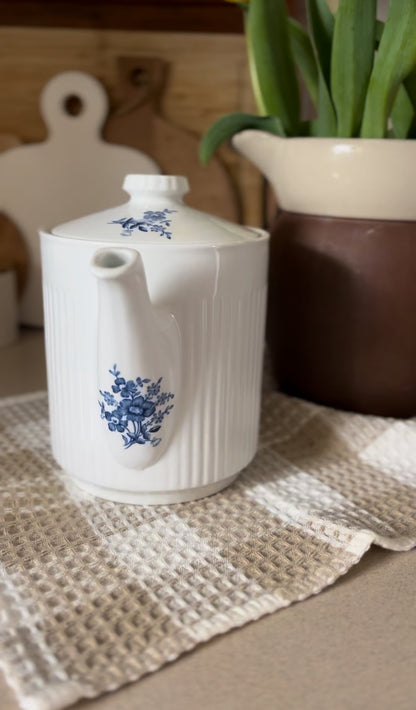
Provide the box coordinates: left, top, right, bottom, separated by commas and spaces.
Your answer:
109, 209, 177, 239
99, 365, 174, 449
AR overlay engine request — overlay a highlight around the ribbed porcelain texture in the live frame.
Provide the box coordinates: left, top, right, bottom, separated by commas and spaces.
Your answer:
41, 233, 268, 504
41, 175, 268, 503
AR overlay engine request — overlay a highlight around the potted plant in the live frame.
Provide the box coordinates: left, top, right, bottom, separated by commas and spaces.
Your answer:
200, 0, 416, 418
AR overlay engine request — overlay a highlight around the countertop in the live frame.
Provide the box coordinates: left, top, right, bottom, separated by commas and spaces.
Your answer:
1, 328, 415, 710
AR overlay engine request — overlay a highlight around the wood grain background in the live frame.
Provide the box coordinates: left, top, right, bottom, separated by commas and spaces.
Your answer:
0, 1, 299, 32
0, 2, 301, 226
0, 26, 265, 224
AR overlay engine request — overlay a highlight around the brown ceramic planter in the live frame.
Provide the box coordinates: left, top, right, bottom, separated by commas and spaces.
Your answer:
267, 211, 416, 417
232, 131, 416, 417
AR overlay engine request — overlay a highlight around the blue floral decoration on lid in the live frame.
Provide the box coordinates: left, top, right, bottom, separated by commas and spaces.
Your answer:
109, 209, 177, 240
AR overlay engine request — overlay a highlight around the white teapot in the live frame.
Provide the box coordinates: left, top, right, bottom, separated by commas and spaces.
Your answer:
40, 175, 268, 504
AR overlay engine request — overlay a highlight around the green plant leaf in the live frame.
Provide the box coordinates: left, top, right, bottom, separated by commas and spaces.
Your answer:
403, 70, 416, 138
306, 0, 334, 86
361, 0, 416, 138
199, 113, 285, 165
375, 19, 384, 46
390, 84, 415, 139
306, 0, 336, 136
404, 69, 416, 107
288, 17, 319, 107
246, 0, 300, 134
330, 0, 376, 137
404, 71, 416, 104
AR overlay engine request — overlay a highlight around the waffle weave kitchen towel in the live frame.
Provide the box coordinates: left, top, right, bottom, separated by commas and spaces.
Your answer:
1, 389, 416, 710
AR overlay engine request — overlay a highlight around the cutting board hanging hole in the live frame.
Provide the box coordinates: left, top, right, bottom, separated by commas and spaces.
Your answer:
63, 94, 84, 117
40, 71, 109, 135
130, 67, 149, 88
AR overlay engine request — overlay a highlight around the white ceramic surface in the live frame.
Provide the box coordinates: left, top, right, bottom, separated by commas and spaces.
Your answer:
41, 175, 269, 504
0, 71, 159, 327
0, 270, 18, 349
232, 130, 416, 220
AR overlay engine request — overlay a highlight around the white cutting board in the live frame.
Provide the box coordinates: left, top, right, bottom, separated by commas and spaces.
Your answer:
0, 71, 160, 326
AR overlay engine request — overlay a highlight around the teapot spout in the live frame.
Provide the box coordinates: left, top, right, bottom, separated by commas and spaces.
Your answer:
92, 248, 180, 470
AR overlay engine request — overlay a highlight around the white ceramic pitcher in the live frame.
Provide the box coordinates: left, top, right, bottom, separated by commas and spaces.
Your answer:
40, 174, 268, 504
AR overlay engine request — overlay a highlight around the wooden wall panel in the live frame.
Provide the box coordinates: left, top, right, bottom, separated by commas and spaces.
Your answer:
0, 1, 244, 33
0, 1, 299, 33
0, 27, 264, 225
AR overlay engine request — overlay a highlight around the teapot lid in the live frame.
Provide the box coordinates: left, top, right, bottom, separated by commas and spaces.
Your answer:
51, 174, 264, 246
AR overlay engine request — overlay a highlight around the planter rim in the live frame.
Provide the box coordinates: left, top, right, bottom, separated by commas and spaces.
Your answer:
235, 131, 416, 146
233, 130, 416, 221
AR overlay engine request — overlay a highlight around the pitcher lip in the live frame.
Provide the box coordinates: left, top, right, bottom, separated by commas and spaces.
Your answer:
233, 129, 416, 221
233, 130, 415, 147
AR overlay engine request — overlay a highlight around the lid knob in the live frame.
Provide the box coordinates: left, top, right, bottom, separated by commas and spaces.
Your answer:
123, 174, 190, 198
